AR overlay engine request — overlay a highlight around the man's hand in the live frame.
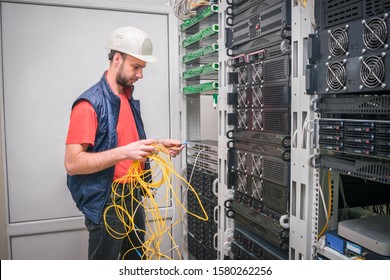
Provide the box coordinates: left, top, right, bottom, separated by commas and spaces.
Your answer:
122, 139, 158, 161
65, 139, 158, 175
158, 139, 185, 157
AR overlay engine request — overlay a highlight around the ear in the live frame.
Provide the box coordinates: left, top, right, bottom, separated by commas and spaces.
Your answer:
113, 52, 123, 66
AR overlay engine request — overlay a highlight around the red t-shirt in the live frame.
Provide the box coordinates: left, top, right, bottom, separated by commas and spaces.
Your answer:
66, 88, 140, 181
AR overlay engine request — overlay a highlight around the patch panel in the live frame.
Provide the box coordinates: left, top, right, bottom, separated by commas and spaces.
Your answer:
182, 43, 219, 63
183, 62, 219, 79
182, 81, 219, 94
182, 24, 219, 47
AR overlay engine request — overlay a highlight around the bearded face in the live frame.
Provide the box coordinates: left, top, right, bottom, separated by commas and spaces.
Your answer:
116, 58, 133, 88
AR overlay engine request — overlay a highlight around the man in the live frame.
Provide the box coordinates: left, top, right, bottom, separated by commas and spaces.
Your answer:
65, 26, 183, 259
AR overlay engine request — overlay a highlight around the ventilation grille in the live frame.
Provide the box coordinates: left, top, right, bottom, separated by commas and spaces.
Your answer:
252, 109, 264, 131
328, 27, 349, 57
360, 54, 386, 88
252, 178, 263, 201
262, 110, 290, 134
252, 86, 263, 107
237, 88, 248, 108
325, 0, 361, 12
235, 84, 290, 109
238, 110, 249, 129
262, 83, 290, 107
252, 154, 263, 177
263, 159, 289, 186
376, 122, 390, 132
326, 60, 347, 91
252, 62, 263, 84
237, 151, 247, 173
358, 96, 390, 111
237, 66, 248, 85
238, 173, 248, 193
366, 0, 390, 17
263, 57, 288, 82
320, 95, 390, 115
354, 165, 390, 183
262, 181, 288, 213
324, 2, 362, 28
363, 16, 388, 50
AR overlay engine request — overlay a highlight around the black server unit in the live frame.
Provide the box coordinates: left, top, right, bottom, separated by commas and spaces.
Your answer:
308, 0, 390, 259
186, 140, 219, 260
225, 0, 291, 260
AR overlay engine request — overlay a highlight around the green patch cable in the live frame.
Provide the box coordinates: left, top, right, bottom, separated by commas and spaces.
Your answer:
182, 81, 219, 94
183, 62, 219, 79
182, 43, 218, 63
180, 5, 219, 31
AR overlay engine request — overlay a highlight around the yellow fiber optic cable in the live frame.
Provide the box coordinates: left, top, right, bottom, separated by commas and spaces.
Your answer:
317, 171, 332, 239
103, 143, 208, 259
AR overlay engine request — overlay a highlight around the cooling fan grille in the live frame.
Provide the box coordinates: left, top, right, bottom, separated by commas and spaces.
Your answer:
252, 86, 263, 107
237, 173, 247, 193
326, 60, 347, 91
252, 109, 263, 131
237, 66, 248, 85
252, 178, 263, 201
360, 54, 385, 88
252, 154, 263, 177
237, 151, 247, 172
328, 27, 349, 57
237, 88, 248, 108
363, 15, 388, 50
238, 110, 249, 129
252, 62, 263, 84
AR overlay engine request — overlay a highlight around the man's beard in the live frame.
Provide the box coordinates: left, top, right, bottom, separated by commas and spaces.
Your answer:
116, 62, 133, 88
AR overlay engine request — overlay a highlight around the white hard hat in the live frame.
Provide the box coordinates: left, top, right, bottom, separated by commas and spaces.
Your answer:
105, 26, 158, 63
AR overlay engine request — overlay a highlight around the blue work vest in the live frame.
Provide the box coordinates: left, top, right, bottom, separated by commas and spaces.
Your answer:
66, 73, 147, 224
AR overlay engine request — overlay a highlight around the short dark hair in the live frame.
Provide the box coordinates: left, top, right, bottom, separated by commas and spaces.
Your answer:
108, 50, 126, 61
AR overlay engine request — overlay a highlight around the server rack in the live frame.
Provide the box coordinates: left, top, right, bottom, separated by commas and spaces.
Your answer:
176, 0, 390, 260
307, 0, 390, 260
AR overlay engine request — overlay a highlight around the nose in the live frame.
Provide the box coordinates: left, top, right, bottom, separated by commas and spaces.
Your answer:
136, 68, 143, 79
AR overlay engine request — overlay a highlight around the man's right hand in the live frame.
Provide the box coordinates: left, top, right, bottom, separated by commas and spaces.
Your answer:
122, 139, 157, 161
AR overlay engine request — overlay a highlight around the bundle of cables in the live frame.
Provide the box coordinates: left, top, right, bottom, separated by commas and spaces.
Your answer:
172, 0, 212, 20
103, 143, 208, 260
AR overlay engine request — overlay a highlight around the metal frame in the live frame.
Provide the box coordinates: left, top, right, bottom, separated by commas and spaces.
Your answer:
289, 0, 317, 260
217, 0, 234, 259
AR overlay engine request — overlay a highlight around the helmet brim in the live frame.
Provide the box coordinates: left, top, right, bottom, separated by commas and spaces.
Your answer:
105, 46, 158, 63
130, 53, 158, 63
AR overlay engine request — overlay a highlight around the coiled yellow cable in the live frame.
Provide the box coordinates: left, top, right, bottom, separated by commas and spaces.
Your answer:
103, 143, 208, 259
